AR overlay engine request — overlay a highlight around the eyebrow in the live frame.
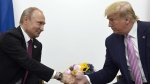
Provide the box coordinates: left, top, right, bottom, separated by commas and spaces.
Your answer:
38, 21, 46, 25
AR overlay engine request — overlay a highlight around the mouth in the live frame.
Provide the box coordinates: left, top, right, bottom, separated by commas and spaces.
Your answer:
36, 31, 41, 35
111, 28, 115, 31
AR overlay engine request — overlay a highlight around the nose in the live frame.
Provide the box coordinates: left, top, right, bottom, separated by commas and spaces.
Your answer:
108, 21, 112, 27
40, 25, 44, 31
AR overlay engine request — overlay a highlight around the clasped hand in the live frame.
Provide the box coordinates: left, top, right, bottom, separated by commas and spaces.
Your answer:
60, 73, 90, 84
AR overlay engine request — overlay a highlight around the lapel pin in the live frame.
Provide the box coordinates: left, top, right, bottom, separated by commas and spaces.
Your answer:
142, 36, 145, 38
34, 45, 37, 48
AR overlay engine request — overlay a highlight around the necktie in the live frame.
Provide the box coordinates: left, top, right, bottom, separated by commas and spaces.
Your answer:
27, 39, 32, 57
22, 39, 32, 84
126, 34, 142, 84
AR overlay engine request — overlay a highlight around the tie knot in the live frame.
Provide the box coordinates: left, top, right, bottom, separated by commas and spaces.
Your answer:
126, 34, 132, 40
126, 34, 130, 38
28, 39, 32, 44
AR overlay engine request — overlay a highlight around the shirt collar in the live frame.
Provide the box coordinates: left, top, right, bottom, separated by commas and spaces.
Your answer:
20, 26, 32, 43
128, 21, 137, 38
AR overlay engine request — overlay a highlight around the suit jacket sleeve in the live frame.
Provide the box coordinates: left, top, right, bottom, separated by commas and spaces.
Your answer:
0, 31, 54, 82
88, 36, 119, 84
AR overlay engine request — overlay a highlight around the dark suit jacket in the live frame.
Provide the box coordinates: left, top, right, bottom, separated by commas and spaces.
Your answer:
88, 21, 150, 84
0, 26, 54, 84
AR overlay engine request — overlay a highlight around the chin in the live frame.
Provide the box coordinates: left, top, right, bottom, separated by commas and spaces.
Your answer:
35, 35, 39, 38
113, 31, 117, 33
113, 31, 120, 35
34, 35, 39, 38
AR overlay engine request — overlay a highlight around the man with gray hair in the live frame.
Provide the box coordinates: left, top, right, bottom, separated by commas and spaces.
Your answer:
0, 7, 73, 84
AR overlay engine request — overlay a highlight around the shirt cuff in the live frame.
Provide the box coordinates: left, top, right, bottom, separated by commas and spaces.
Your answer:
51, 70, 56, 79
85, 75, 92, 84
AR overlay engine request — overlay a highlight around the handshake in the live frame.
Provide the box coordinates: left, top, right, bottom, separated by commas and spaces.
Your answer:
59, 72, 88, 84
56, 62, 95, 84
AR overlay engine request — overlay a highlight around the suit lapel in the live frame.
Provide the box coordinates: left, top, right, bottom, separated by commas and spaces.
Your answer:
16, 26, 27, 50
137, 21, 148, 81
117, 35, 131, 83
32, 39, 38, 59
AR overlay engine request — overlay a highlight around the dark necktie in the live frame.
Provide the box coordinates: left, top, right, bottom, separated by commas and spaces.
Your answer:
22, 39, 32, 84
126, 34, 142, 84
27, 39, 32, 57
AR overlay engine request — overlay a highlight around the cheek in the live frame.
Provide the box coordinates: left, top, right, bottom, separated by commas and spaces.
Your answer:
117, 25, 125, 32
34, 25, 41, 30
116, 22, 124, 30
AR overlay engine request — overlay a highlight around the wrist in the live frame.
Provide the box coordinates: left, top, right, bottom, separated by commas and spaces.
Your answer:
56, 72, 63, 81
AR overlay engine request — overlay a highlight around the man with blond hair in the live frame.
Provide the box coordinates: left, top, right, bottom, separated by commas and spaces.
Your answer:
74, 1, 150, 84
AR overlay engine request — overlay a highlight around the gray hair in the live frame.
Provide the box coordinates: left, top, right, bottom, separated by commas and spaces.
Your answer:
19, 7, 42, 24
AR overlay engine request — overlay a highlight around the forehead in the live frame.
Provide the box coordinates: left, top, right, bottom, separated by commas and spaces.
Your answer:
107, 13, 120, 19
31, 10, 45, 22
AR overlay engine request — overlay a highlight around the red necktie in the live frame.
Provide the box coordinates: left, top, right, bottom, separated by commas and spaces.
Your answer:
22, 39, 32, 84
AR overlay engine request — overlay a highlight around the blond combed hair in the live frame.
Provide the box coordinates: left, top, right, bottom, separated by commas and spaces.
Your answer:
105, 1, 138, 22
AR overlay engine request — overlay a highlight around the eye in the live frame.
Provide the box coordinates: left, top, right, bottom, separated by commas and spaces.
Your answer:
38, 22, 42, 25
111, 19, 114, 22
37, 22, 45, 25
109, 19, 116, 23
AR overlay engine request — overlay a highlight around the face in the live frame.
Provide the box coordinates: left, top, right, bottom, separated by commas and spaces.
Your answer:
24, 10, 45, 38
107, 13, 129, 35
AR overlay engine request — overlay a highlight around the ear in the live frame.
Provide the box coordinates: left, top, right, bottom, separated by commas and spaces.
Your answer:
23, 16, 28, 24
125, 17, 130, 24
